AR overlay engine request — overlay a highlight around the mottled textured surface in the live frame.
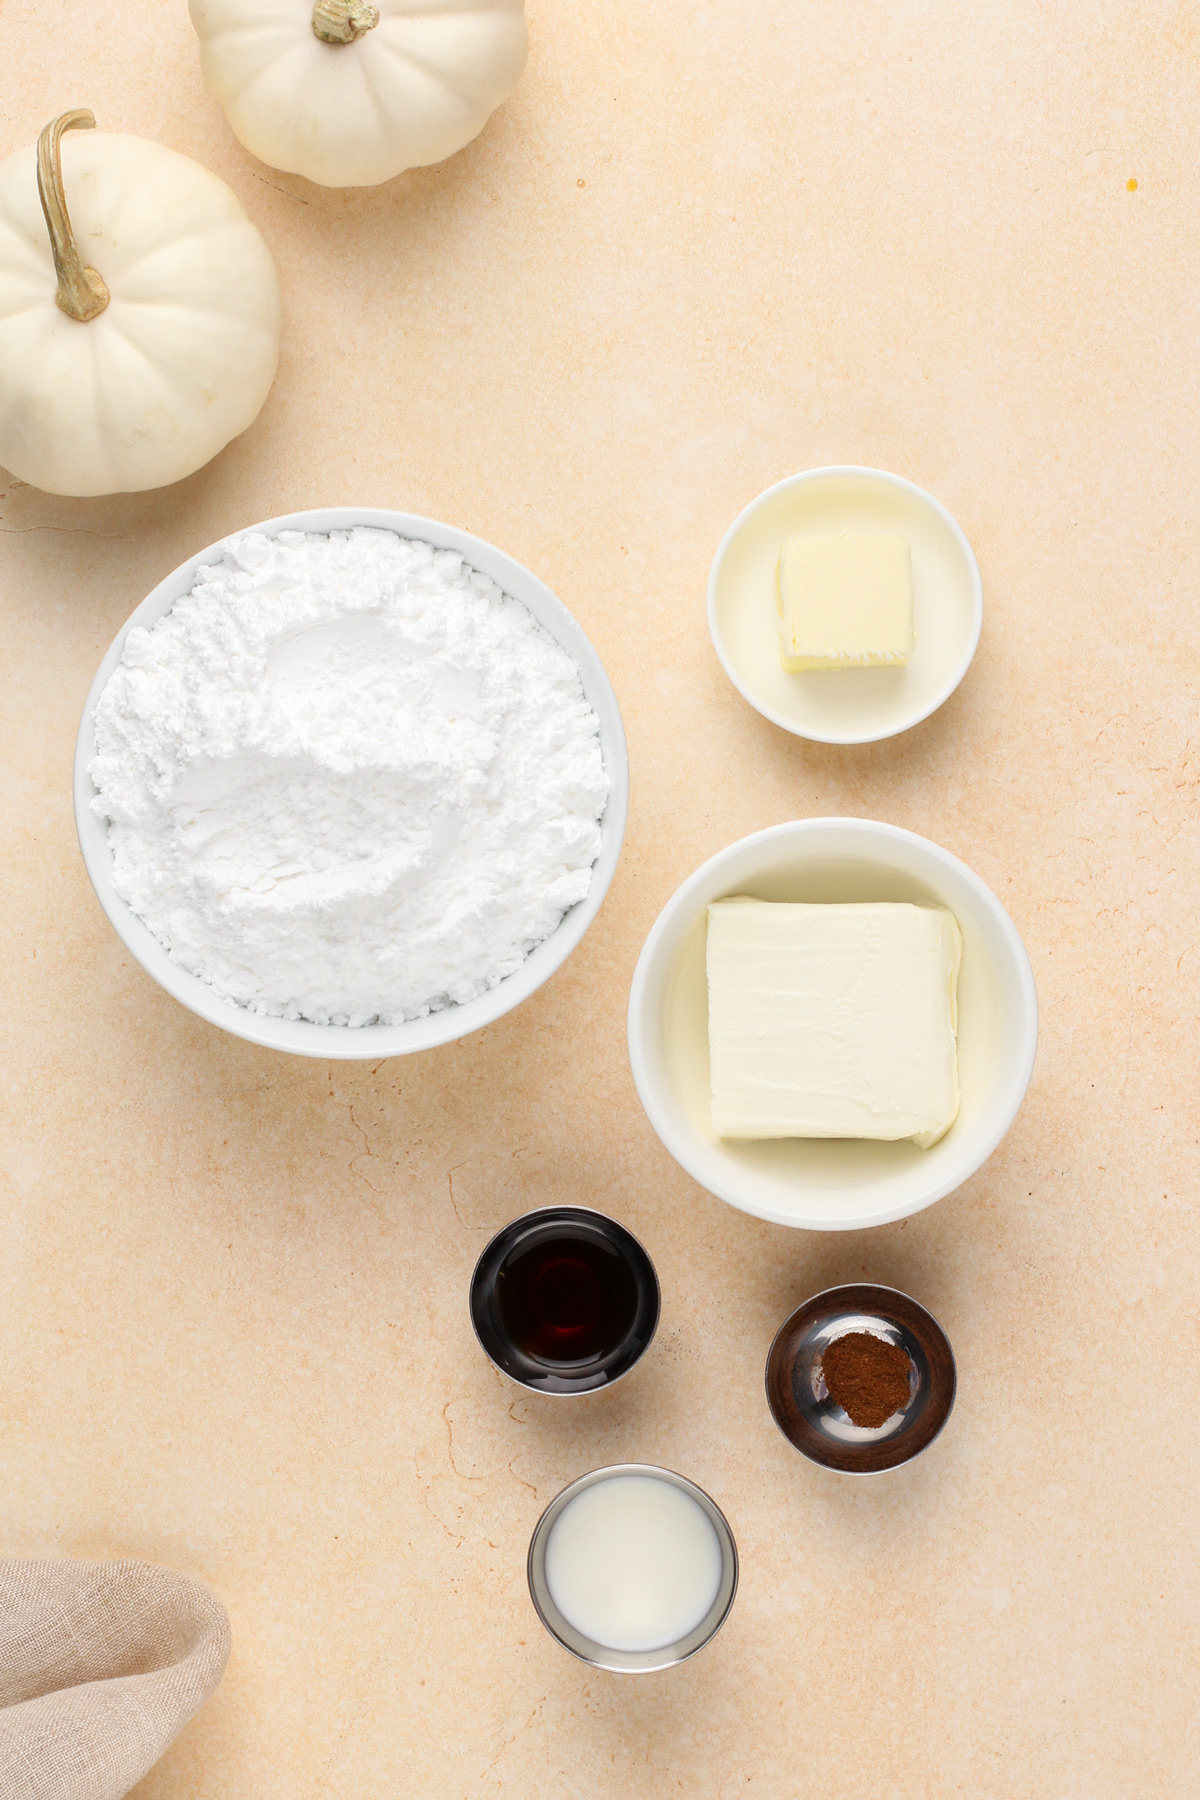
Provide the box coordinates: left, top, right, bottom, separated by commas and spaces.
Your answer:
1, 2, 1197, 1794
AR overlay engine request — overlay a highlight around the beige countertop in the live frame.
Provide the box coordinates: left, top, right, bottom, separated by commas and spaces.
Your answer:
2, 2, 1198, 1793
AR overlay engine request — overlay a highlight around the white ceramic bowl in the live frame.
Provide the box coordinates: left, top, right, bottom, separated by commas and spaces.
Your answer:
75, 508, 628, 1060
707, 467, 983, 744
627, 820, 1037, 1230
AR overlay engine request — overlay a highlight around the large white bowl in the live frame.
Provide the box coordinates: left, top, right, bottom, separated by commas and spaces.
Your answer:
627, 820, 1037, 1230
75, 508, 628, 1060
707, 467, 983, 745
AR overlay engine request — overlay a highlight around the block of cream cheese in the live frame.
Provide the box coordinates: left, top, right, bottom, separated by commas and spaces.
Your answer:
777, 532, 914, 670
706, 899, 961, 1146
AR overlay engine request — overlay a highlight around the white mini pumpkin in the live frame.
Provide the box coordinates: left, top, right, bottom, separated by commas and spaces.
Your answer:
0, 112, 282, 498
190, 0, 528, 189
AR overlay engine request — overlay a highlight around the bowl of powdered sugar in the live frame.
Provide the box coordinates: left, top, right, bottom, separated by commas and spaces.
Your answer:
75, 509, 627, 1058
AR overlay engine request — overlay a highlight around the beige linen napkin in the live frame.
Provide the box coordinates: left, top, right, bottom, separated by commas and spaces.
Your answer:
0, 1559, 230, 1800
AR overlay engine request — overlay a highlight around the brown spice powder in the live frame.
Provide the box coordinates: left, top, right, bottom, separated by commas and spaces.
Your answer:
820, 1331, 912, 1428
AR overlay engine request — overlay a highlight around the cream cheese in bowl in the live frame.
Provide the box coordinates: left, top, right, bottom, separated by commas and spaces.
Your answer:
75, 509, 628, 1058
627, 820, 1038, 1231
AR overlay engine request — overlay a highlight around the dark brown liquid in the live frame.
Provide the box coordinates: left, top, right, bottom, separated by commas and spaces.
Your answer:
495, 1230, 639, 1365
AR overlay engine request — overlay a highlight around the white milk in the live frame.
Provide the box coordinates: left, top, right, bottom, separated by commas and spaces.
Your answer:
544, 1473, 723, 1652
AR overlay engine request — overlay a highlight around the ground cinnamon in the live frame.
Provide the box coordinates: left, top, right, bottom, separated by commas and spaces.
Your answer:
820, 1331, 912, 1428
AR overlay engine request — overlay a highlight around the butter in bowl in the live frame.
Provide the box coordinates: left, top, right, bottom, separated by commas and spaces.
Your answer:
708, 466, 983, 744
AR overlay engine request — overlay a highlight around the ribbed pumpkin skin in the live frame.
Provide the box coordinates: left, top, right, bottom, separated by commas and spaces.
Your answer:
190, 0, 529, 189
0, 132, 282, 497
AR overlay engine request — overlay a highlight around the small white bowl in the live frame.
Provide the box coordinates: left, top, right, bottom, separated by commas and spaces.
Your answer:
707, 467, 983, 745
627, 820, 1037, 1231
74, 508, 628, 1061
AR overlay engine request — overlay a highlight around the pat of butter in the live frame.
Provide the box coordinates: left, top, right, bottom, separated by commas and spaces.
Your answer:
706, 899, 961, 1146
777, 532, 914, 671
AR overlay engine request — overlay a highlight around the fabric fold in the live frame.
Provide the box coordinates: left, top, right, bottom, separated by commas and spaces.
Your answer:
0, 1558, 230, 1800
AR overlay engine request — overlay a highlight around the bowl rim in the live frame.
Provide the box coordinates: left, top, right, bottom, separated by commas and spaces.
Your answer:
627, 816, 1039, 1231
74, 506, 628, 1060
526, 1461, 739, 1672
468, 1204, 661, 1397
764, 1281, 957, 1475
706, 464, 984, 745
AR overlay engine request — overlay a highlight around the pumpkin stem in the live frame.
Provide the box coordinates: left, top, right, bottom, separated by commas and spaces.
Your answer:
312, 0, 380, 42
36, 111, 110, 324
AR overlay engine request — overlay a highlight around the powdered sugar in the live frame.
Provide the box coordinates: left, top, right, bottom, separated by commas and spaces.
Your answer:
89, 527, 610, 1026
